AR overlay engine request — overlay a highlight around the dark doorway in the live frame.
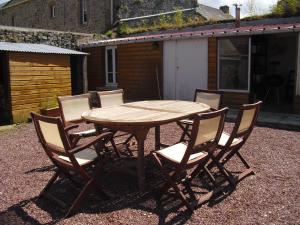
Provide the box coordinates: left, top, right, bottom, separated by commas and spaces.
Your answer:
70, 56, 84, 95
251, 33, 298, 113
0, 52, 11, 125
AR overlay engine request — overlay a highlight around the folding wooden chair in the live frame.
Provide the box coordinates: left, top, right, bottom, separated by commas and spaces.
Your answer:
177, 89, 224, 142
31, 112, 113, 218
97, 89, 135, 157
209, 101, 263, 184
151, 108, 228, 212
58, 94, 97, 138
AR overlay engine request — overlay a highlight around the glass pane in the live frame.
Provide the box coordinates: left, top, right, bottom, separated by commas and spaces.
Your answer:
107, 49, 113, 73
219, 37, 249, 91
219, 57, 249, 90
220, 38, 249, 57
108, 73, 113, 83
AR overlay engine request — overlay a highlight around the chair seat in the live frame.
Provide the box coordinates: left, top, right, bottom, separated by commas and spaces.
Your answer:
58, 148, 98, 165
73, 129, 97, 137
218, 132, 242, 147
157, 143, 208, 164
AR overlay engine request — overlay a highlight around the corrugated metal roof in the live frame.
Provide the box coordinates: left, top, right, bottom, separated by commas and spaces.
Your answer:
81, 22, 300, 48
0, 42, 88, 55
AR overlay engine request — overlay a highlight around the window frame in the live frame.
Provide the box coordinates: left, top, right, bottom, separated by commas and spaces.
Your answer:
11, 15, 15, 26
50, 5, 56, 18
80, 0, 88, 24
105, 46, 118, 87
217, 37, 252, 93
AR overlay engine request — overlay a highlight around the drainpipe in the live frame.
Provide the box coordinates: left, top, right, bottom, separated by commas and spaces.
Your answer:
82, 55, 88, 93
110, 0, 114, 26
233, 3, 242, 28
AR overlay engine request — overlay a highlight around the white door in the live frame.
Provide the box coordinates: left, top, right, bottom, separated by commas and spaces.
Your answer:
163, 39, 208, 100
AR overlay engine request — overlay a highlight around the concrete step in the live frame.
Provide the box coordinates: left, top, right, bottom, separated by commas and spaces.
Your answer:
226, 110, 300, 131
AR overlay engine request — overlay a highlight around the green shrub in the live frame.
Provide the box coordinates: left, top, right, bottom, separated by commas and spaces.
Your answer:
173, 11, 184, 27
272, 0, 300, 16
105, 30, 113, 37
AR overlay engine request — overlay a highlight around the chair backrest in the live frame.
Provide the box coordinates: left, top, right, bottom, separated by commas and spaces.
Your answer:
31, 113, 71, 156
194, 89, 224, 110
58, 94, 91, 126
97, 89, 124, 108
182, 108, 228, 165
226, 101, 262, 147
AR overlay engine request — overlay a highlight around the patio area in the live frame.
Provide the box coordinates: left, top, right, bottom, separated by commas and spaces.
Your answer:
0, 122, 299, 225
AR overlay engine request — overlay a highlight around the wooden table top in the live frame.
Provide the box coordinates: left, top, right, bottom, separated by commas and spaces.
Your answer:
82, 100, 210, 128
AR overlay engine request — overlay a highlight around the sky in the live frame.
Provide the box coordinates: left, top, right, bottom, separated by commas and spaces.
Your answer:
199, 0, 278, 17
0, 0, 8, 5
0, 0, 279, 18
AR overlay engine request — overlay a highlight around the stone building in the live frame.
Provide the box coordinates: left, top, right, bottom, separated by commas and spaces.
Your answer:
0, 0, 114, 33
0, 0, 199, 34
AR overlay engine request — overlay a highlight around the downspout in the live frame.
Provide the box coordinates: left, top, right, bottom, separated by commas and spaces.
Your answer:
296, 32, 300, 96
110, 0, 114, 26
82, 55, 88, 93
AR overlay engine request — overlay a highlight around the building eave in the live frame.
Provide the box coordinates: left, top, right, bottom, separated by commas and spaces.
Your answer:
80, 23, 300, 48
0, 0, 31, 11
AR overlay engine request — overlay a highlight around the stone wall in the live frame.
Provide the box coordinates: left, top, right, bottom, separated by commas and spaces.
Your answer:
0, 0, 112, 34
117, 0, 198, 19
0, 25, 99, 49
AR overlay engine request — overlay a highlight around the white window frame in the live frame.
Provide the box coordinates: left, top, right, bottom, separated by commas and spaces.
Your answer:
50, 5, 56, 18
80, 0, 88, 24
105, 46, 118, 87
217, 37, 251, 93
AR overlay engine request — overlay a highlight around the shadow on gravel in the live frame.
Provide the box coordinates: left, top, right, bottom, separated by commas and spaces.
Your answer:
0, 198, 56, 225
7, 157, 237, 224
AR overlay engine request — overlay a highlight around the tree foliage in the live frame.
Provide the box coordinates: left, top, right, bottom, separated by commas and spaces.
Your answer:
272, 0, 300, 16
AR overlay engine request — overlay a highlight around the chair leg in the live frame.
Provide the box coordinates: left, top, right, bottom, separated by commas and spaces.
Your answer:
170, 181, 194, 212
202, 166, 218, 188
65, 180, 93, 218
177, 123, 190, 142
39, 170, 60, 198
236, 151, 251, 169
110, 137, 122, 158
210, 154, 236, 186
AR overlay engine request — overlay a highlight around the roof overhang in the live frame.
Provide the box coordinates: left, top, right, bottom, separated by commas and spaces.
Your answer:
0, 0, 31, 11
0, 42, 88, 55
81, 22, 300, 48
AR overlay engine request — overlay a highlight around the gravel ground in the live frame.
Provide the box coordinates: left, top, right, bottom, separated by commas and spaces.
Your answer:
0, 122, 299, 225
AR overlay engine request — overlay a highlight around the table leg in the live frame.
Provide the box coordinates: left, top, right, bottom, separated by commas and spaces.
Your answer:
155, 125, 160, 150
135, 129, 149, 192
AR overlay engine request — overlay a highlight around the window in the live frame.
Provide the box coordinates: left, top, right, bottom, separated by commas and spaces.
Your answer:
11, 16, 15, 26
50, 5, 56, 18
218, 37, 251, 92
105, 46, 117, 87
80, 0, 88, 24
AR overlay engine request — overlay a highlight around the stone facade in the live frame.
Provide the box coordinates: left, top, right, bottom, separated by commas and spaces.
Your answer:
117, 0, 198, 19
0, 0, 197, 34
0, 25, 99, 49
0, 0, 113, 34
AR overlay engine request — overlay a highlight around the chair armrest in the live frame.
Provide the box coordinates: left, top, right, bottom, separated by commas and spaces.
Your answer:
69, 132, 113, 154
64, 124, 79, 132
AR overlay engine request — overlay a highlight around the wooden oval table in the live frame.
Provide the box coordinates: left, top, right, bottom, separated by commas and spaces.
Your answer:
82, 100, 210, 191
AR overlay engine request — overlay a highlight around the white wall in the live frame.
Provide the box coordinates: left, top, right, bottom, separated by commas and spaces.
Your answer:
163, 38, 208, 101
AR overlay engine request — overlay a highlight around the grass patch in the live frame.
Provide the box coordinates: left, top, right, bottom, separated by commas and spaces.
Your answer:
117, 13, 208, 35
